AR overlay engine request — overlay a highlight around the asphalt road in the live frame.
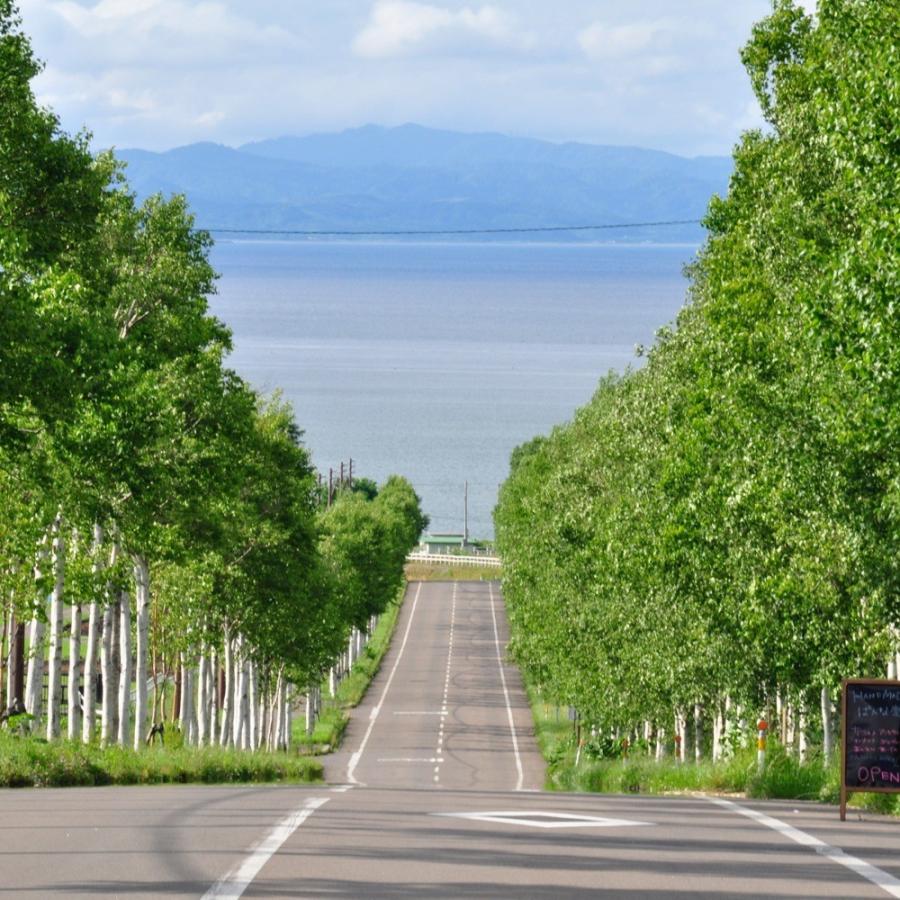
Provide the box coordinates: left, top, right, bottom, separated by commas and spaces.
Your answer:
2, 580, 900, 899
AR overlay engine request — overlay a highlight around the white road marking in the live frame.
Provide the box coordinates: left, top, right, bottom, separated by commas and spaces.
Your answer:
203, 797, 329, 899
488, 581, 524, 791
708, 797, 900, 898
347, 582, 424, 785
377, 757, 444, 763
434, 583, 457, 786
435, 811, 651, 829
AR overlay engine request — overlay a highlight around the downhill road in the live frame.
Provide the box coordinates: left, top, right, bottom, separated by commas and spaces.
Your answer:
2, 580, 900, 898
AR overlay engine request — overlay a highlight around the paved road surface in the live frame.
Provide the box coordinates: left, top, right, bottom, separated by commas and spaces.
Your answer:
2, 580, 900, 898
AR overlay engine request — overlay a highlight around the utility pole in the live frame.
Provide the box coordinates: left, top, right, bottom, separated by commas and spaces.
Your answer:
464, 480, 469, 546
348, 458, 353, 488
328, 468, 333, 507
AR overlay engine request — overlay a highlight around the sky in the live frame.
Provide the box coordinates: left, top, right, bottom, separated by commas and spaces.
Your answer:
18, 0, 816, 158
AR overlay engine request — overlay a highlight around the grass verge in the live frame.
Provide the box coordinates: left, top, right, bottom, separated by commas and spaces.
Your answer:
404, 562, 501, 582
293, 587, 405, 752
527, 683, 900, 814
0, 733, 322, 788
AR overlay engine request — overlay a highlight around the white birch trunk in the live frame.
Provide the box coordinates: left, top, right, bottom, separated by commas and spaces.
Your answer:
247, 660, 258, 751
132, 555, 150, 750
712, 705, 723, 762
328, 666, 336, 698
655, 726, 665, 760
209, 648, 219, 745
179, 656, 196, 745
273, 670, 285, 751
24, 535, 50, 726
82, 524, 103, 744
4, 606, 14, 705
100, 602, 115, 746
46, 516, 65, 742
305, 690, 314, 736
219, 632, 233, 747
232, 635, 247, 748
798, 704, 808, 763
116, 590, 132, 747
67, 597, 82, 741
197, 651, 209, 746
821, 686, 834, 761
284, 683, 292, 751
24, 615, 45, 725
257, 694, 267, 751
674, 711, 685, 763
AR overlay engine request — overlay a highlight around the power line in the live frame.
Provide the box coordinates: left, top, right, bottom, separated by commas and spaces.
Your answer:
202, 219, 702, 237
2, 217, 703, 237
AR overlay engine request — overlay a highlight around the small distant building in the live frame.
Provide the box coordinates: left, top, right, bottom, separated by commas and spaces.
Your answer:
420, 533, 466, 555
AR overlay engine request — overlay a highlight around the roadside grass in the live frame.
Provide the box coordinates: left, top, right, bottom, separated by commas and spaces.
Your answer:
0, 733, 322, 788
404, 562, 501, 582
293, 587, 405, 752
527, 683, 897, 814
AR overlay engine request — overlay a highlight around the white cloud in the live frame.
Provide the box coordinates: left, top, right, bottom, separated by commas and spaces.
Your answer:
578, 19, 672, 61
353, 1, 534, 59
39, 0, 301, 68
19, 0, 778, 156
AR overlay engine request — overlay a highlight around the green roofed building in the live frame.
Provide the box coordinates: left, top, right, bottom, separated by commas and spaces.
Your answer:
420, 534, 466, 555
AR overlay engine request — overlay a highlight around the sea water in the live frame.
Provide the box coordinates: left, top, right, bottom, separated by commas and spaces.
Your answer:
208, 240, 697, 539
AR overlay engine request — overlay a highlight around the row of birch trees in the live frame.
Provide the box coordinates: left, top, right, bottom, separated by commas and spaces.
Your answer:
495, 0, 898, 762
0, 1, 426, 751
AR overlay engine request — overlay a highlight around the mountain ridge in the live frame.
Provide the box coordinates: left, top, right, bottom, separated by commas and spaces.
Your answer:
117, 124, 731, 240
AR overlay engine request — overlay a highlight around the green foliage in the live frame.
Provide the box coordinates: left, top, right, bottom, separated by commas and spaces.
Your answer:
495, 0, 899, 748
0, 1, 429, 758
294, 583, 405, 751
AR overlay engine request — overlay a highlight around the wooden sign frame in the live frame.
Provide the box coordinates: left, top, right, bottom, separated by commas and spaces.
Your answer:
841, 678, 900, 821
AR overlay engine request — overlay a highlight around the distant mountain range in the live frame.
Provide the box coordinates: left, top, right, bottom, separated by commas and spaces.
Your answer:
118, 124, 732, 242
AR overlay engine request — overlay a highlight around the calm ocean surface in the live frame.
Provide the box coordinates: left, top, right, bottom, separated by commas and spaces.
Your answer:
208, 240, 697, 539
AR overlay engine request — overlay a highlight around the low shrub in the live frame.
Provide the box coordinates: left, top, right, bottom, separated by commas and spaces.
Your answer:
0, 733, 323, 788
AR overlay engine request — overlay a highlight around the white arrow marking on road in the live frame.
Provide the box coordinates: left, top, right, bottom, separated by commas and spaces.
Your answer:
434, 811, 652, 829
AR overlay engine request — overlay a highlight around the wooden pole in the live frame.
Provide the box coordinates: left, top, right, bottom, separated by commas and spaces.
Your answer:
464, 481, 469, 545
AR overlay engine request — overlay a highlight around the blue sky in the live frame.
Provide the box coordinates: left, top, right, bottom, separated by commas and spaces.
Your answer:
19, 0, 815, 157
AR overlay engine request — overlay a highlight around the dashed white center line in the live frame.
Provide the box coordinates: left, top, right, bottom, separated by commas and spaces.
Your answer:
434, 582, 457, 786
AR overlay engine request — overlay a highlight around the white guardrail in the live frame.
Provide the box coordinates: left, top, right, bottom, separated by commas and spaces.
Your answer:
406, 552, 502, 568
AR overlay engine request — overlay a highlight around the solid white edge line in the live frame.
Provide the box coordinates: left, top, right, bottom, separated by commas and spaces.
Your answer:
347, 581, 424, 784
707, 797, 900, 898
202, 797, 329, 899
488, 580, 524, 791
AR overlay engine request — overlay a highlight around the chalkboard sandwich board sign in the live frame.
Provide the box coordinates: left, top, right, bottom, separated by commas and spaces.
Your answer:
841, 678, 900, 821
